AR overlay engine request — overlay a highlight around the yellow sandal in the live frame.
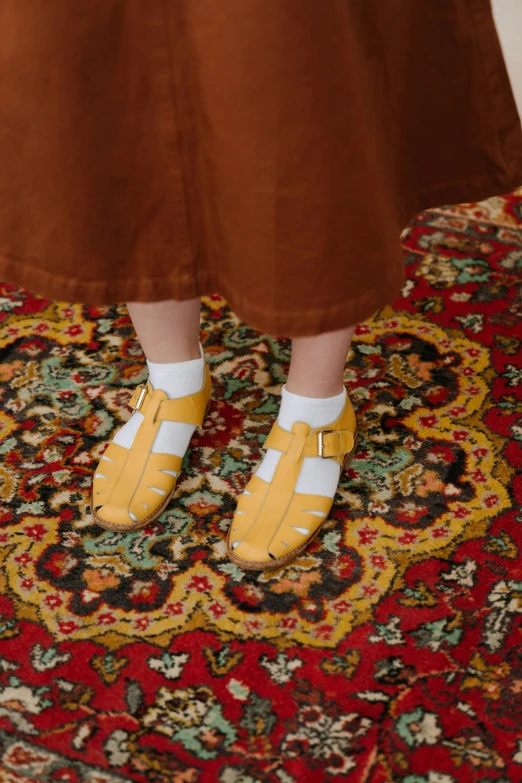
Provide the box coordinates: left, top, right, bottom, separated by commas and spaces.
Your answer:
91, 364, 212, 532
227, 392, 358, 570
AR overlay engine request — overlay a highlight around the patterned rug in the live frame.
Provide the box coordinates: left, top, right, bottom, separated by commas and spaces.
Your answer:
0, 189, 521, 783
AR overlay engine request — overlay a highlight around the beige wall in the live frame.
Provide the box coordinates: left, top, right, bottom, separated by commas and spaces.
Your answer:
491, 0, 522, 120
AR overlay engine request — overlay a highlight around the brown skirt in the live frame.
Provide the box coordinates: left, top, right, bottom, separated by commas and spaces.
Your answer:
0, 0, 521, 336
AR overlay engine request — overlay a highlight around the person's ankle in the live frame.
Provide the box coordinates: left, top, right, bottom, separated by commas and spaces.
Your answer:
144, 341, 201, 364
284, 378, 345, 398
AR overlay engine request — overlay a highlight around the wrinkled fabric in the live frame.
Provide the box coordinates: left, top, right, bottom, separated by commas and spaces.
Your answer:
0, 0, 521, 336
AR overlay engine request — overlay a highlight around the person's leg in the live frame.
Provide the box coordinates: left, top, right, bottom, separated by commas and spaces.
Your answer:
126, 298, 201, 364
114, 297, 205, 458
92, 297, 208, 529
255, 325, 355, 495
229, 324, 358, 568
286, 326, 355, 398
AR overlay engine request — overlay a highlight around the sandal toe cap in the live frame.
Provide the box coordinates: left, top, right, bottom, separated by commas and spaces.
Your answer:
229, 537, 273, 565
93, 502, 140, 528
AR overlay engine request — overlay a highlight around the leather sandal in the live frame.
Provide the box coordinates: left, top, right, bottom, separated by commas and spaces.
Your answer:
227, 392, 358, 570
91, 364, 212, 532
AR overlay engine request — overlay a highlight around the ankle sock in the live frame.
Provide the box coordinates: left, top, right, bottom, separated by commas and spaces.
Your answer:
253, 384, 347, 500
110, 344, 206, 458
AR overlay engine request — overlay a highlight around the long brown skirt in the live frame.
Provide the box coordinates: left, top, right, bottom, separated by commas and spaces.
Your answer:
0, 0, 521, 336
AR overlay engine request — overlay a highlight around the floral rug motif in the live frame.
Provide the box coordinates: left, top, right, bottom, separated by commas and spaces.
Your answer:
0, 189, 521, 782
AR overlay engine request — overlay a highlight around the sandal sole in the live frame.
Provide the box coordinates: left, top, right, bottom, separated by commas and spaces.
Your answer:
226, 428, 359, 571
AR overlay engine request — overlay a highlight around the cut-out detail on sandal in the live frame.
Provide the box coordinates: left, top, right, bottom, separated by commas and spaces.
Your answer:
303, 510, 324, 517
280, 541, 289, 547
235, 510, 246, 515
142, 503, 149, 509
291, 526, 311, 535
160, 469, 179, 478
101, 455, 114, 462
243, 490, 252, 496
129, 512, 138, 522
231, 541, 240, 549
94, 473, 108, 479
149, 486, 166, 496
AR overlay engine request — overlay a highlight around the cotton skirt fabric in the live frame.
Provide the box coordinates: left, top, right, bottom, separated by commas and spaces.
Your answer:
0, 0, 522, 336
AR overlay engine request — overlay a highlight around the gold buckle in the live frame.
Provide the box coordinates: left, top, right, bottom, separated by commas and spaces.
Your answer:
318, 429, 340, 458
133, 385, 147, 411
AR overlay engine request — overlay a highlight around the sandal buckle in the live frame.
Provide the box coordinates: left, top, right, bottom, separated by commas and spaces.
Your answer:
133, 385, 147, 411
318, 429, 340, 458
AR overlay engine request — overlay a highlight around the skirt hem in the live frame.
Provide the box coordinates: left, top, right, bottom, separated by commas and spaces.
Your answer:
1, 172, 521, 336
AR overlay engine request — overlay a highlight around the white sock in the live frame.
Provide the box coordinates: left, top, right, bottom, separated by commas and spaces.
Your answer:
111, 344, 206, 457
254, 385, 347, 500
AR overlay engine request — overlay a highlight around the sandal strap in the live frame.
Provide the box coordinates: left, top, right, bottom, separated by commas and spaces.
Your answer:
264, 421, 355, 459
128, 364, 211, 426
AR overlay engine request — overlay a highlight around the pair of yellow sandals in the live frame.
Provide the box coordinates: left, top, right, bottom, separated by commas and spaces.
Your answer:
91, 364, 358, 571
